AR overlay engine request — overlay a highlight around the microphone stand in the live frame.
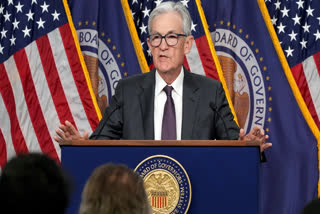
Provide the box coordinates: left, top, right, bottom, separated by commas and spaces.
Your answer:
210, 102, 231, 140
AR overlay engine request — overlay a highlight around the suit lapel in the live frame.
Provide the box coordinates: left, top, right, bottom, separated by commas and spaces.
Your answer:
181, 69, 200, 139
138, 69, 155, 139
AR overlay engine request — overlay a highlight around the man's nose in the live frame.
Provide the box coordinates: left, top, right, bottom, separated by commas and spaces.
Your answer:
159, 37, 169, 50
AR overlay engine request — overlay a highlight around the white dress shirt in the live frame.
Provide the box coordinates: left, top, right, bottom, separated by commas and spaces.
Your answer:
154, 68, 184, 140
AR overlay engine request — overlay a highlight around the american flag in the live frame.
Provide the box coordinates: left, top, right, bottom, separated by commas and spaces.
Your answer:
266, 0, 320, 130
129, 0, 220, 80
0, 0, 100, 168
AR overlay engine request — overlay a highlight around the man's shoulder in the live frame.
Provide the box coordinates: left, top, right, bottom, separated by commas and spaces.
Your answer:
121, 72, 150, 82
116, 70, 154, 93
186, 71, 221, 88
118, 71, 153, 87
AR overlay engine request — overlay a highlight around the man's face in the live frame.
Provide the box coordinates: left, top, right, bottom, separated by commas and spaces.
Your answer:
147, 11, 193, 75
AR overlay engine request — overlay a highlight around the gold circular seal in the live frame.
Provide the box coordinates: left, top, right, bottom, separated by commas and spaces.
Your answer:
135, 155, 192, 214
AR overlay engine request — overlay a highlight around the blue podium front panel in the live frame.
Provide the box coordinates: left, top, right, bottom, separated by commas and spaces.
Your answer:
61, 145, 260, 214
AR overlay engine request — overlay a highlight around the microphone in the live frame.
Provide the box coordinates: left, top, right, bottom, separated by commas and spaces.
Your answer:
210, 102, 231, 140
92, 100, 122, 140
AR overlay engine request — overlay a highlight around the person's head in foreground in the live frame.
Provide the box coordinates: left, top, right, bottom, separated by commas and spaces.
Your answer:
79, 163, 151, 214
0, 153, 71, 214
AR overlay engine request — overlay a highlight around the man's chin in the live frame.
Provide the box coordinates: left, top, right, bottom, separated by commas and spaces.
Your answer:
155, 64, 171, 73
156, 67, 171, 74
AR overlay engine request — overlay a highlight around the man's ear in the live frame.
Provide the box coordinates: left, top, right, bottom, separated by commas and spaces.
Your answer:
184, 35, 194, 54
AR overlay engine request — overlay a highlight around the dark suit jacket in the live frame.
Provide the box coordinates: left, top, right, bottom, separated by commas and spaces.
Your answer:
90, 68, 240, 140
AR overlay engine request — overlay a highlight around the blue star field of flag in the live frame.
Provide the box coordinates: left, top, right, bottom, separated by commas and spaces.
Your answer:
0, 0, 68, 63
265, 0, 320, 67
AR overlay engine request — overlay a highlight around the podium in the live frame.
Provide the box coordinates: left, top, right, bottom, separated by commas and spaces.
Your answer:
60, 140, 260, 214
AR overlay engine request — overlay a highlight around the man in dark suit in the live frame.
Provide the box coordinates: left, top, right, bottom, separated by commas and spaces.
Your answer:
55, 1, 271, 152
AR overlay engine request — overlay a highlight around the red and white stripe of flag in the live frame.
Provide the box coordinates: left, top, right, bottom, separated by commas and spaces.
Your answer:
0, 24, 99, 169
291, 51, 320, 129
186, 35, 219, 81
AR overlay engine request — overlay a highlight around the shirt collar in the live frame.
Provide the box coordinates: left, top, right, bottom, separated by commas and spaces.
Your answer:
155, 67, 184, 96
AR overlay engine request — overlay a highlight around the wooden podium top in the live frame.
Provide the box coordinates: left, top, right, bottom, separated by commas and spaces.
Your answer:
60, 140, 260, 147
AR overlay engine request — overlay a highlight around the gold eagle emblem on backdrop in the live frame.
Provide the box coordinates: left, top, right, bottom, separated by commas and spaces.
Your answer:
218, 55, 249, 129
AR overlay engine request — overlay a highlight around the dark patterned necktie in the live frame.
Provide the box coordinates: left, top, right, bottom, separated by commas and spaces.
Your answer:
161, 85, 176, 140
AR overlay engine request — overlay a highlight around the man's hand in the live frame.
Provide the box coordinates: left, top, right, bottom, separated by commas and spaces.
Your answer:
238, 126, 272, 152
54, 120, 89, 143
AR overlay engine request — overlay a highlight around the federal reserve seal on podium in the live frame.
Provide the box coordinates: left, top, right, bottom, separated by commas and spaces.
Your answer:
135, 155, 191, 214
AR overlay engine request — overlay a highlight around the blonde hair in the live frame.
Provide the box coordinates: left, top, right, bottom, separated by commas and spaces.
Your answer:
79, 163, 151, 214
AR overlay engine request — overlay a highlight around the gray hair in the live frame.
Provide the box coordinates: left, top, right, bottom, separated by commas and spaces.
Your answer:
148, 1, 192, 36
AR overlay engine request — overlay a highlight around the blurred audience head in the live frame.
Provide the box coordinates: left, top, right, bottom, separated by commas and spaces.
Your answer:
79, 163, 151, 214
0, 153, 71, 214
301, 199, 320, 214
